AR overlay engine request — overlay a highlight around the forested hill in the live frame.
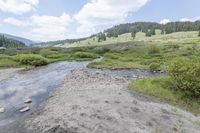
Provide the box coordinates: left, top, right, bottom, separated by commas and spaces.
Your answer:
0, 35, 26, 48
0, 33, 35, 46
105, 21, 200, 37
34, 21, 200, 47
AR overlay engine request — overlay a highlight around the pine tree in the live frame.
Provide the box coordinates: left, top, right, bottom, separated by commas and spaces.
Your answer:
146, 31, 151, 37
198, 26, 200, 37
131, 30, 136, 38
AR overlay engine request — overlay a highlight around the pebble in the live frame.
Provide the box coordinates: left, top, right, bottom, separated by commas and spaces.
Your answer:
20, 107, 30, 113
0, 107, 5, 113
24, 98, 32, 104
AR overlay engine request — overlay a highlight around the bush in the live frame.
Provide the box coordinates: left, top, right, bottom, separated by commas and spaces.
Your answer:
92, 47, 109, 55
149, 63, 160, 72
39, 48, 58, 57
14, 54, 48, 66
148, 45, 160, 54
74, 52, 98, 59
167, 57, 200, 97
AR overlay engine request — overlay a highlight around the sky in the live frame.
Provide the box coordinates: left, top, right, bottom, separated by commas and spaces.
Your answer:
0, 0, 200, 42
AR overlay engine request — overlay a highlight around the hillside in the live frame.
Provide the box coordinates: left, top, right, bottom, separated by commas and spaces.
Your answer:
52, 21, 200, 47
0, 35, 26, 48
0, 33, 35, 46
57, 31, 200, 48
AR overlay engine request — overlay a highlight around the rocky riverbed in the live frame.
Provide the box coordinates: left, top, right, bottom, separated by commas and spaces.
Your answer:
2, 70, 200, 133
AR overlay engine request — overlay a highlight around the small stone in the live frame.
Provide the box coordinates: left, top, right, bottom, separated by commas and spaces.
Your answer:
132, 100, 138, 105
19, 107, 30, 113
24, 98, 32, 104
105, 100, 109, 103
0, 107, 5, 113
160, 70, 165, 73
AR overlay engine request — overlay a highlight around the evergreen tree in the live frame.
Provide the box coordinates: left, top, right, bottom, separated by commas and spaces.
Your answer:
146, 31, 152, 37
150, 28, 156, 35
161, 29, 165, 35
0, 35, 25, 48
97, 33, 106, 42
198, 26, 200, 37
131, 30, 136, 38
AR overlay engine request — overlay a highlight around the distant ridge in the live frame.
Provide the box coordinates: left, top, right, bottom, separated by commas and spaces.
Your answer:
0, 33, 35, 46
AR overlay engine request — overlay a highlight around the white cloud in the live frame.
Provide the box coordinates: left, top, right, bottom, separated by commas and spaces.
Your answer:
75, 0, 150, 36
180, 16, 200, 22
3, 17, 28, 26
28, 13, 72, 41
0, 0, 39, 14
160, 19, 171, 24
3, 13, 73, 41
30, 13, 72, 41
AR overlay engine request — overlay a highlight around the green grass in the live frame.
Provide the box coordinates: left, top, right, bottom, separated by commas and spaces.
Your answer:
57, 31, 200, 48
129, 77, 200, 114
0, 47, 100, 68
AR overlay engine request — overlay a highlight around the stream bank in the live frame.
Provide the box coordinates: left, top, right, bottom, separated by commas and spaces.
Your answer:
1, 70, 199, 133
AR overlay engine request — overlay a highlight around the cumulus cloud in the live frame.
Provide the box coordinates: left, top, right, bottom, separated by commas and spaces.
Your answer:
75, 0, 150, 36
4, 13, 73, 41
160, 19, 171, 24
0, 0, 39, 14
3, 17, 28, 26
180, 16, 200, 22
29, 13, 72, 41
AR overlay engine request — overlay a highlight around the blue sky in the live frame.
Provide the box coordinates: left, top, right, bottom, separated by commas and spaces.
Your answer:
0, 0, 200, 41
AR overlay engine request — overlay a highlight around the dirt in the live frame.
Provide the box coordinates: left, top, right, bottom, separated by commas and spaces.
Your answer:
1, 70, 200, 133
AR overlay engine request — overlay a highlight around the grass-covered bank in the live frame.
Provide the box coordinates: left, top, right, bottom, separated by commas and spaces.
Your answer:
87, 41, 200, 71
0, 47, 100, 68
129, 77, 200, 114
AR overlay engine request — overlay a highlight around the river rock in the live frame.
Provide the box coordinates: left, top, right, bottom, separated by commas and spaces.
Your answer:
0, 107, 5, 113
24, 98, 32, 104
20, 107, 30, 113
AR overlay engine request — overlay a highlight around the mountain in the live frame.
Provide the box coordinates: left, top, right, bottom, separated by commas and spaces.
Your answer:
0, 35, 26, 48
0, 33, 35, 46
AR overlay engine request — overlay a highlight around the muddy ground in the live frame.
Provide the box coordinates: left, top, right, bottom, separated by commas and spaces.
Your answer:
1, 70, 200, 133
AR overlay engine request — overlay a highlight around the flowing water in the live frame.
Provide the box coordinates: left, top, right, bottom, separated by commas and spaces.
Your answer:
0, 61, 162, 127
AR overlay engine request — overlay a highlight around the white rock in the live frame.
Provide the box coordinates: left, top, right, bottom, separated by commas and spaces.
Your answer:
24, 98, 32, 104
19, 107, 30, 113
0, 107, 5, 113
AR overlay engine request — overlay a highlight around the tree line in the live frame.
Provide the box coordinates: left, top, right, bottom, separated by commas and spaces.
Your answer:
0, 35, 25, 48
105, 21, 200, 38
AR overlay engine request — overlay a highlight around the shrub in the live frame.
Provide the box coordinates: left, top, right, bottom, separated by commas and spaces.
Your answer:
167, 57, 200, 97
92, 47, 109, 55
149, 63, 160, 72
39, 48, 58, 57
74, 52, 98, 59
148, 45, 160, 54
14, 54, 48, 66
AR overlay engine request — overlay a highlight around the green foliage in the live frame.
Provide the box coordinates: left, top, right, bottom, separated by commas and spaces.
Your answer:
146, 31, 152, 37
74, 52, 98, 59
0, 35, 25, 48
97, 32, 106, 42
92, 47, 109, 55
14, 54, 48, 66
167, 57, 200, 97
148, 45, 160, 54
39, 48, 58, 57
149, 63, 160, 72
131, 30, 136, 38
129, 77, 200, 114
